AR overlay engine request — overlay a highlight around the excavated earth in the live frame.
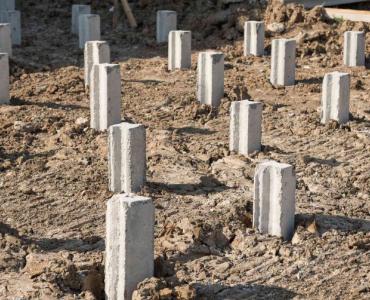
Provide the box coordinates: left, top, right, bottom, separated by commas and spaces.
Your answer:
0, 0, 369, 299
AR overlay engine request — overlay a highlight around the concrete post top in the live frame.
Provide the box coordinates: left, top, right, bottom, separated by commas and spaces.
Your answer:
273, 38, 296, 44
200, 51, 224, 57
0, 23, 10, 27
201, 52, 224, 64
109, 194, 152, 205
157, 10, 176, 14
73, 4, 90, 7
0, 52, 8, 58
245, 20, 264, 24
345, 30, 364, 35
86, 40, 108, 45
169, 30, 191, 34
80, 14, 99, 19
98, 63, 119, 69
234, 99, 262, 106
326, 71, 350, 78
110, 122, 144, 130
256, 160, 294, 172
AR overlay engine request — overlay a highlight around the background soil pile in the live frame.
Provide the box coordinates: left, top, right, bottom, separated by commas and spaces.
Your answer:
0, 0, 369, 299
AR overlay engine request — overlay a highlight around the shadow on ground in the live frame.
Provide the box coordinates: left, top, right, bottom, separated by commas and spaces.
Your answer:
147, 175, 231, 196
0, 222, 19, 236
194, 282, 298, 299
10, 97, 87, 110
296, 75, 323, 85
301, 155, 341, 166
168, 126, 217, 135
296, 213, 370, 234
30, 236, 105, 252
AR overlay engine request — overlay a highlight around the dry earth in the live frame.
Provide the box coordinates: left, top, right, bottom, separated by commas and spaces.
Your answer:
0, 0, 369, 299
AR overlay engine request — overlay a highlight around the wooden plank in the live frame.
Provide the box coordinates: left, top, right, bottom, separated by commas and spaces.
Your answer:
325, 8, 370, 23
113, 0, 120, 29
281, 0, 370, 8
120, 0, 137, 28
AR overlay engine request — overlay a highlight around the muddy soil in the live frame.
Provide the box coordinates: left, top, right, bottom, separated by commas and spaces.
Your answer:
0, 0, 369, 299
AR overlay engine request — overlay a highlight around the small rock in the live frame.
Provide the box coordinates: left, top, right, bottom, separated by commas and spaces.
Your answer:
215, 261, 231, 273
23, 253, 48, 278
13, 121, 35, 132
159, 288, 173, 298
267, 22, 285, 33
75, 117, 88, 127
174, 285, 196, 300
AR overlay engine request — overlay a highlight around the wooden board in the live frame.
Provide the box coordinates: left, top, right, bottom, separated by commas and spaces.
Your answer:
281, 0, 370, 8
325, 8, 370, 23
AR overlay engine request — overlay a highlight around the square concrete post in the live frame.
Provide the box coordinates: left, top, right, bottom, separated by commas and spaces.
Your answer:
321, 72, 350, 125
244, 21, 264, 56
168, 30, 191, 71
156, 10, 177, 43
108, 123, 146, 193
0, 23, 12, 56
230, 100, 262, 155
71, 4, 91, 34
197, 51, 224, 108
84, 41, 110, 89
253, 161, 296, 241
344, 31, 365, 67
105, 194, 154, 300
0, 10, 21, 45
0, 0, 15, 11
0, 53, 9, 104
78, 14, 100, 49
270, 38, 296, 86
90, 63, 121, 130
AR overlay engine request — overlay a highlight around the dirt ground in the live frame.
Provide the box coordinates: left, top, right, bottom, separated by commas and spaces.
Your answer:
0, 0, 369, 299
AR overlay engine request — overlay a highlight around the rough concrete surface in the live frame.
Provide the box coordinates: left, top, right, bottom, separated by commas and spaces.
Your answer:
105, 194, 154, 300
0, 23, 12, 56
84, 40, 110, 88
168, 30, 191, 71
108, 122, 146, 193
0, 52, 9, 103
0, 10, 21, 45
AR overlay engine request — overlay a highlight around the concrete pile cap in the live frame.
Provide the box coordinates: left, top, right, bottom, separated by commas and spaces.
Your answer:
327, 71, 350, 77
200, 51, 224, 62
230, 99, 263, 154
81, 14, 98, 19
256, 160, 293, 172
108, 122, 146, 194
111, 123, 143, 130
0, 23, 12, 56
273, 38, 296, 43
254, 160, 296, 240
170, 30, 191, 34
157, 10, 177, 16
0, 52, 9, 104
246, 20, 264, 24
203, 50, 223, 55
345, 30, 365, 34
105, 193, 154, 300
84, 40, 111, 88
168, 30, 192, 71
156, 10, 177, 43
98, 62, 118, 69
321, 71, 350, 124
